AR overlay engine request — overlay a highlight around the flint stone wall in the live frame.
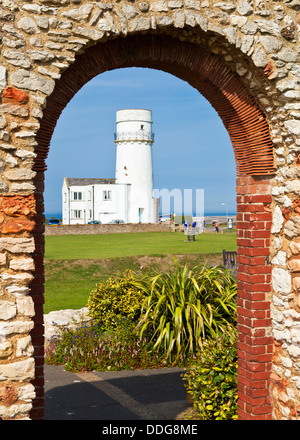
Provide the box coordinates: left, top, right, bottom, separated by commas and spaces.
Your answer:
44, 307, 92, 341
0, 0, 299, 420
45, 222, 174, 235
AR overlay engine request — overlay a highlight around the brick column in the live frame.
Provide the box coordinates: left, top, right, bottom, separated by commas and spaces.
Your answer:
29, 173, 45, 420
236, 175, 273, 420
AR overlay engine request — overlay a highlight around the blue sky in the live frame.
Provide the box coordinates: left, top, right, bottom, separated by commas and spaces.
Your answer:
45, 67, 236, 216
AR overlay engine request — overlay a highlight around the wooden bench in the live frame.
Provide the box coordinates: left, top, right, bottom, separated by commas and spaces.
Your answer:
223, 250, 237, 268
184, 225, 200, 241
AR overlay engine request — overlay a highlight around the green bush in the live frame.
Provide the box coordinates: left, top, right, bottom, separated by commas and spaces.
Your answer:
136, 259, 237, 360
183, 330, 238, 420
87, 270, 146, 332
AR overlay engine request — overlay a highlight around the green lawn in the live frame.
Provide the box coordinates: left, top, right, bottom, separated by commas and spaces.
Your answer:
44, 231, 237, 314
45, 231, 236, 260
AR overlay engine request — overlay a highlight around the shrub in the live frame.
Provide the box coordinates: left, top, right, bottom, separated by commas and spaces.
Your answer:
183, 330, 238, 420
87, 270, 146, 332
136, 259, 237, 360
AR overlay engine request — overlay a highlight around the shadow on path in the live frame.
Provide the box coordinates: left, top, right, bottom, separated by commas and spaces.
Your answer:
44, 364, 193, 421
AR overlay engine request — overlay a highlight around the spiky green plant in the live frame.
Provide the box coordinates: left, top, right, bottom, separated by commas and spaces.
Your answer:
136, 259, 237, 360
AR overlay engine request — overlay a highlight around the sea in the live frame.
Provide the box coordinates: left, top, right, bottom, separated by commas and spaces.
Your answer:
45, 213, 63, 219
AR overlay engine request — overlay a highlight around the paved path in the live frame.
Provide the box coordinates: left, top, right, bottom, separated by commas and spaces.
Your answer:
44, 364, 192, 421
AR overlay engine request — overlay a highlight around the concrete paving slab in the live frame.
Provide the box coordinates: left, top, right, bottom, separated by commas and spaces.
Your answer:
44, 364, 192, 421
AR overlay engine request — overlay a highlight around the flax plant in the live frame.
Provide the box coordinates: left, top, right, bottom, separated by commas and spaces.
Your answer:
136, 259, 237, 360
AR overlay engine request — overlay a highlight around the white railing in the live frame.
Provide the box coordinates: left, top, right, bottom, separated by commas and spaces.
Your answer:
114, 131, 154, 142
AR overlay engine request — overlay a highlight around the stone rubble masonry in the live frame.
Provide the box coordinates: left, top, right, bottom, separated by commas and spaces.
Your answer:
0, 0, 299, 421
45, 222, 173, 236
0, 193, 37, 419
44, 307, 92, 341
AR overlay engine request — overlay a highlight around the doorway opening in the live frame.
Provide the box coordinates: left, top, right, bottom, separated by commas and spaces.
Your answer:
30, 34, 274, 420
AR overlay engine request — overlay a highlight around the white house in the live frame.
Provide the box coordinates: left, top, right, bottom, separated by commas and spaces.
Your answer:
62, 109, 157, 225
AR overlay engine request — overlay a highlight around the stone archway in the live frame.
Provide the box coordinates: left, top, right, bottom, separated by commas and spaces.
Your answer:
33, 33, 276, 420
0, 1, 299, 421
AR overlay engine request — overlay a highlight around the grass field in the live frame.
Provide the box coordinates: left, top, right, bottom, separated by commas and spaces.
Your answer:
44, 231, 237, 314
45, 231, 236, 260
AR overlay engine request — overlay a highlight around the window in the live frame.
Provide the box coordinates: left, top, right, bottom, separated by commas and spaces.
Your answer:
73, 192, 82, 200
89, 210, 92, 218
103, 190, 112, 200
88, 191, 92, 201
73, 210, 82, 219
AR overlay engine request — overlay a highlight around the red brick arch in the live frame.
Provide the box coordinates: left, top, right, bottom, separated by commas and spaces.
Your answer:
31, 34, 274, 420
35, 35, 274, 176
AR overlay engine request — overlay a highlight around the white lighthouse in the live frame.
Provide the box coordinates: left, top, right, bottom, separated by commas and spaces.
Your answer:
62, 109, 156, 225
114, 109, 155, 223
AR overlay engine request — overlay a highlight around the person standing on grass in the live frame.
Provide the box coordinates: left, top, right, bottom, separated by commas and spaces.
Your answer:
215, 221, 219, 234
202, 220, 206, 233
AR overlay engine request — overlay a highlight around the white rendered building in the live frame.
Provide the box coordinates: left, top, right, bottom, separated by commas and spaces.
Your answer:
62, 109, 156, 225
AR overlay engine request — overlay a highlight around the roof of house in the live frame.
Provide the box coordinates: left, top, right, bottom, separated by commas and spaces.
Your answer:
65, 178, 116, 187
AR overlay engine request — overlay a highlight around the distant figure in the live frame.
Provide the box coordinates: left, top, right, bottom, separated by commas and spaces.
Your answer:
202, 220, 206, 233
215, 221, 220, 233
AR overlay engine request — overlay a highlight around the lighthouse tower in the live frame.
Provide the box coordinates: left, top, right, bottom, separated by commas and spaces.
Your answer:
114, 109, 155, 223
